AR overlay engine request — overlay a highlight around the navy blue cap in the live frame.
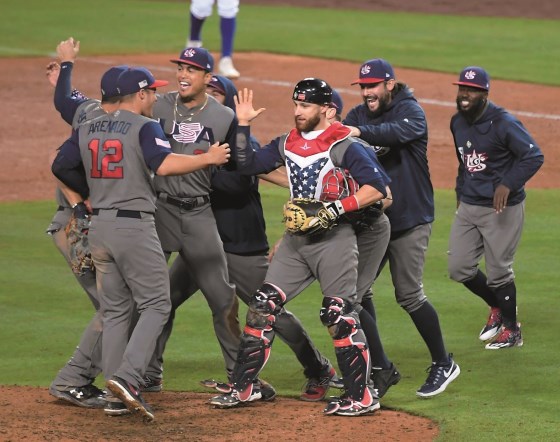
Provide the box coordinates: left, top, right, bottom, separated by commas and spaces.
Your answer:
170, 47, 214, 72
351, 58, 395, 85
208, 75, 226, 95
100, 65, 128, 99
116, 67, 169, 96
330, 89, 344, 114
453, 66, 490, 91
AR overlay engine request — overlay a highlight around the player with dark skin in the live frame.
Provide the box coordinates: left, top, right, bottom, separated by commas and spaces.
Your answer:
448, 66, 544, 349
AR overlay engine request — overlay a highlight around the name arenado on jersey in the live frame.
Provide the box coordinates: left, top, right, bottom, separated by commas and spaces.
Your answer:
88, 120, 131, 135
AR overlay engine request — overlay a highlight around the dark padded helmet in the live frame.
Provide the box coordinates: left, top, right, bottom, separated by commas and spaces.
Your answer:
292, 78, 332, 105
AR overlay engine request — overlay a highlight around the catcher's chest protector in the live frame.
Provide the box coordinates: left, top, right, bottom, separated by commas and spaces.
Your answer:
283, 123, 355, 200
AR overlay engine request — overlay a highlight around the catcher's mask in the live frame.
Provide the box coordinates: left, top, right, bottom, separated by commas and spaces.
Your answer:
293, 78, 332, 105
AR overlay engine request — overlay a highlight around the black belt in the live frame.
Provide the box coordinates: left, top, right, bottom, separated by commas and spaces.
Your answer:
57, 205, 66, 211
92, 209, 151, 219
161, 194, 210, 211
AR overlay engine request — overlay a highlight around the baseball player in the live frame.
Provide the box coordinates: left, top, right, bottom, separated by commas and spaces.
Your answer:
328, 90, 401, 398
211, 79, 391, 417
52, 66, 231, 421
344, 58, 460, 398
147, 74, 339, 402
448, 66, 544, 349
187, 0, 241, 78
46, 38, 127, 409
150, 47, 241, 387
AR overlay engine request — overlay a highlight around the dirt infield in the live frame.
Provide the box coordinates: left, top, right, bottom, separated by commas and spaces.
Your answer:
1, 1, 558, 440
0, 386, 438, 441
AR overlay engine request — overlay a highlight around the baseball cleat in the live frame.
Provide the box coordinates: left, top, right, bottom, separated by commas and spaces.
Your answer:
324, 396, 380, 417
104, 399, 131, 416
218, 56, 240, 79
479, 307, 502, 341
209, 387, 262, 409
301, 366, 337, 402
257, 379, 277, 402
371, 363, 402, 398
485, 323, 523, 349
49, 383, 106, 409
141, 376, 163, 393
416, 354, 461, 398
106, 376, 155, 422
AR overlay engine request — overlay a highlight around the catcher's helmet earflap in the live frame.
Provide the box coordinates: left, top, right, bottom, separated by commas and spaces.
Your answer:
293, 78, 333, 105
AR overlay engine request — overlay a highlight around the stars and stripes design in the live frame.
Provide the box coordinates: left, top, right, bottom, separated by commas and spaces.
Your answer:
286, 157, 329, 198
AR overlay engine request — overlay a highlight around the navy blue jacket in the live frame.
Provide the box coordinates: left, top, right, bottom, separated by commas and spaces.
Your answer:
450, 102, 544, 207
210, 76, 269, 256
344, 84, 434, 233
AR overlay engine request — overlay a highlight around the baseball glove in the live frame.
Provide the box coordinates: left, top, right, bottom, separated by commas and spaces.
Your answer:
65, 203, 94, 275
283, 198, 338, 236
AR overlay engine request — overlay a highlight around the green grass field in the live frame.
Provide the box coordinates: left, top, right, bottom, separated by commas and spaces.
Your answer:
1, 1, 559, 440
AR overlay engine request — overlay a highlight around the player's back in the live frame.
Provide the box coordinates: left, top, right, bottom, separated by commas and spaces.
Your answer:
78, 110, 158, 212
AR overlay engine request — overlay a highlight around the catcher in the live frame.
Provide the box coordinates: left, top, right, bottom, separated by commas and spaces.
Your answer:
210, 79, 391, 417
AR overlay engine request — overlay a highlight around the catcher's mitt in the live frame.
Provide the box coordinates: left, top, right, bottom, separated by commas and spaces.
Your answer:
283, 198, 338, 236
65, 203, 94, 275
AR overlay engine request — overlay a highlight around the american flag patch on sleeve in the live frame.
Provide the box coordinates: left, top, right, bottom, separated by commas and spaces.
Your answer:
155, 138, 171, 148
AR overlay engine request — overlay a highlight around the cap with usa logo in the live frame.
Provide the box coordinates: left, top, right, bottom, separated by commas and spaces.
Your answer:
453, 66, 490, 91
170, 47, 214, 72
351, 58, 395, 85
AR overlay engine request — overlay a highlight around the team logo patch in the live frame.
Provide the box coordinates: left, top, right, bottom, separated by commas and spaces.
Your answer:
464, 149, 488, 172
183, 48, 197, 58
361, 64, 371, 75
464, 70, 477, 80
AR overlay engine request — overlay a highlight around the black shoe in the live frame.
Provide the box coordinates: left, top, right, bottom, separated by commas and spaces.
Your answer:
371, 363, 401, 398
416, 354, 461, 398
141, 376, 163, 393
104, 399, 131, 416
49, 383, 106, 408
257, 379, 277, 402
106, 376, 154, 421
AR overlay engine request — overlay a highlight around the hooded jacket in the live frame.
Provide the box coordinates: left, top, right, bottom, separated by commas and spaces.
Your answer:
344, 84, 434, 233
450, 101, 544, 207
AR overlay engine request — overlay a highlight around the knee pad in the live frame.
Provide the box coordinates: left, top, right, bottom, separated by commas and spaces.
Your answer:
248, 282, 286, 324
320, 297, 372, 403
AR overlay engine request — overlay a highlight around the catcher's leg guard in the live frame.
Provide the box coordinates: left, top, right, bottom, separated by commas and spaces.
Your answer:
320, 297, 374, 407
232, 283, 286, 401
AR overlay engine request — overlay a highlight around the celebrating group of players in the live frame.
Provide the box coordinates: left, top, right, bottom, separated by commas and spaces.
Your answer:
46, 37, 543, 421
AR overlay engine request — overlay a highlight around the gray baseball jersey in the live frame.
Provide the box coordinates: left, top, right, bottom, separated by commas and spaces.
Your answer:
152, 92, 240, 377
54, 109, 174, 389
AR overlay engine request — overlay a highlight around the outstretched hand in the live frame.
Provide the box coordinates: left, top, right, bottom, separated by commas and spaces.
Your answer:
57, 37, 80, 63
234, 88, 266, 125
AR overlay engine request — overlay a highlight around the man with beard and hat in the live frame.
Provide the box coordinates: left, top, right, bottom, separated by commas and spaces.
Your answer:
344, 58, 460, 398
447, 66, 543, 350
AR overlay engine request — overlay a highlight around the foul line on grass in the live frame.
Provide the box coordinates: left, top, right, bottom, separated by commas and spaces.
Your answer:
77, 56, 560, 121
